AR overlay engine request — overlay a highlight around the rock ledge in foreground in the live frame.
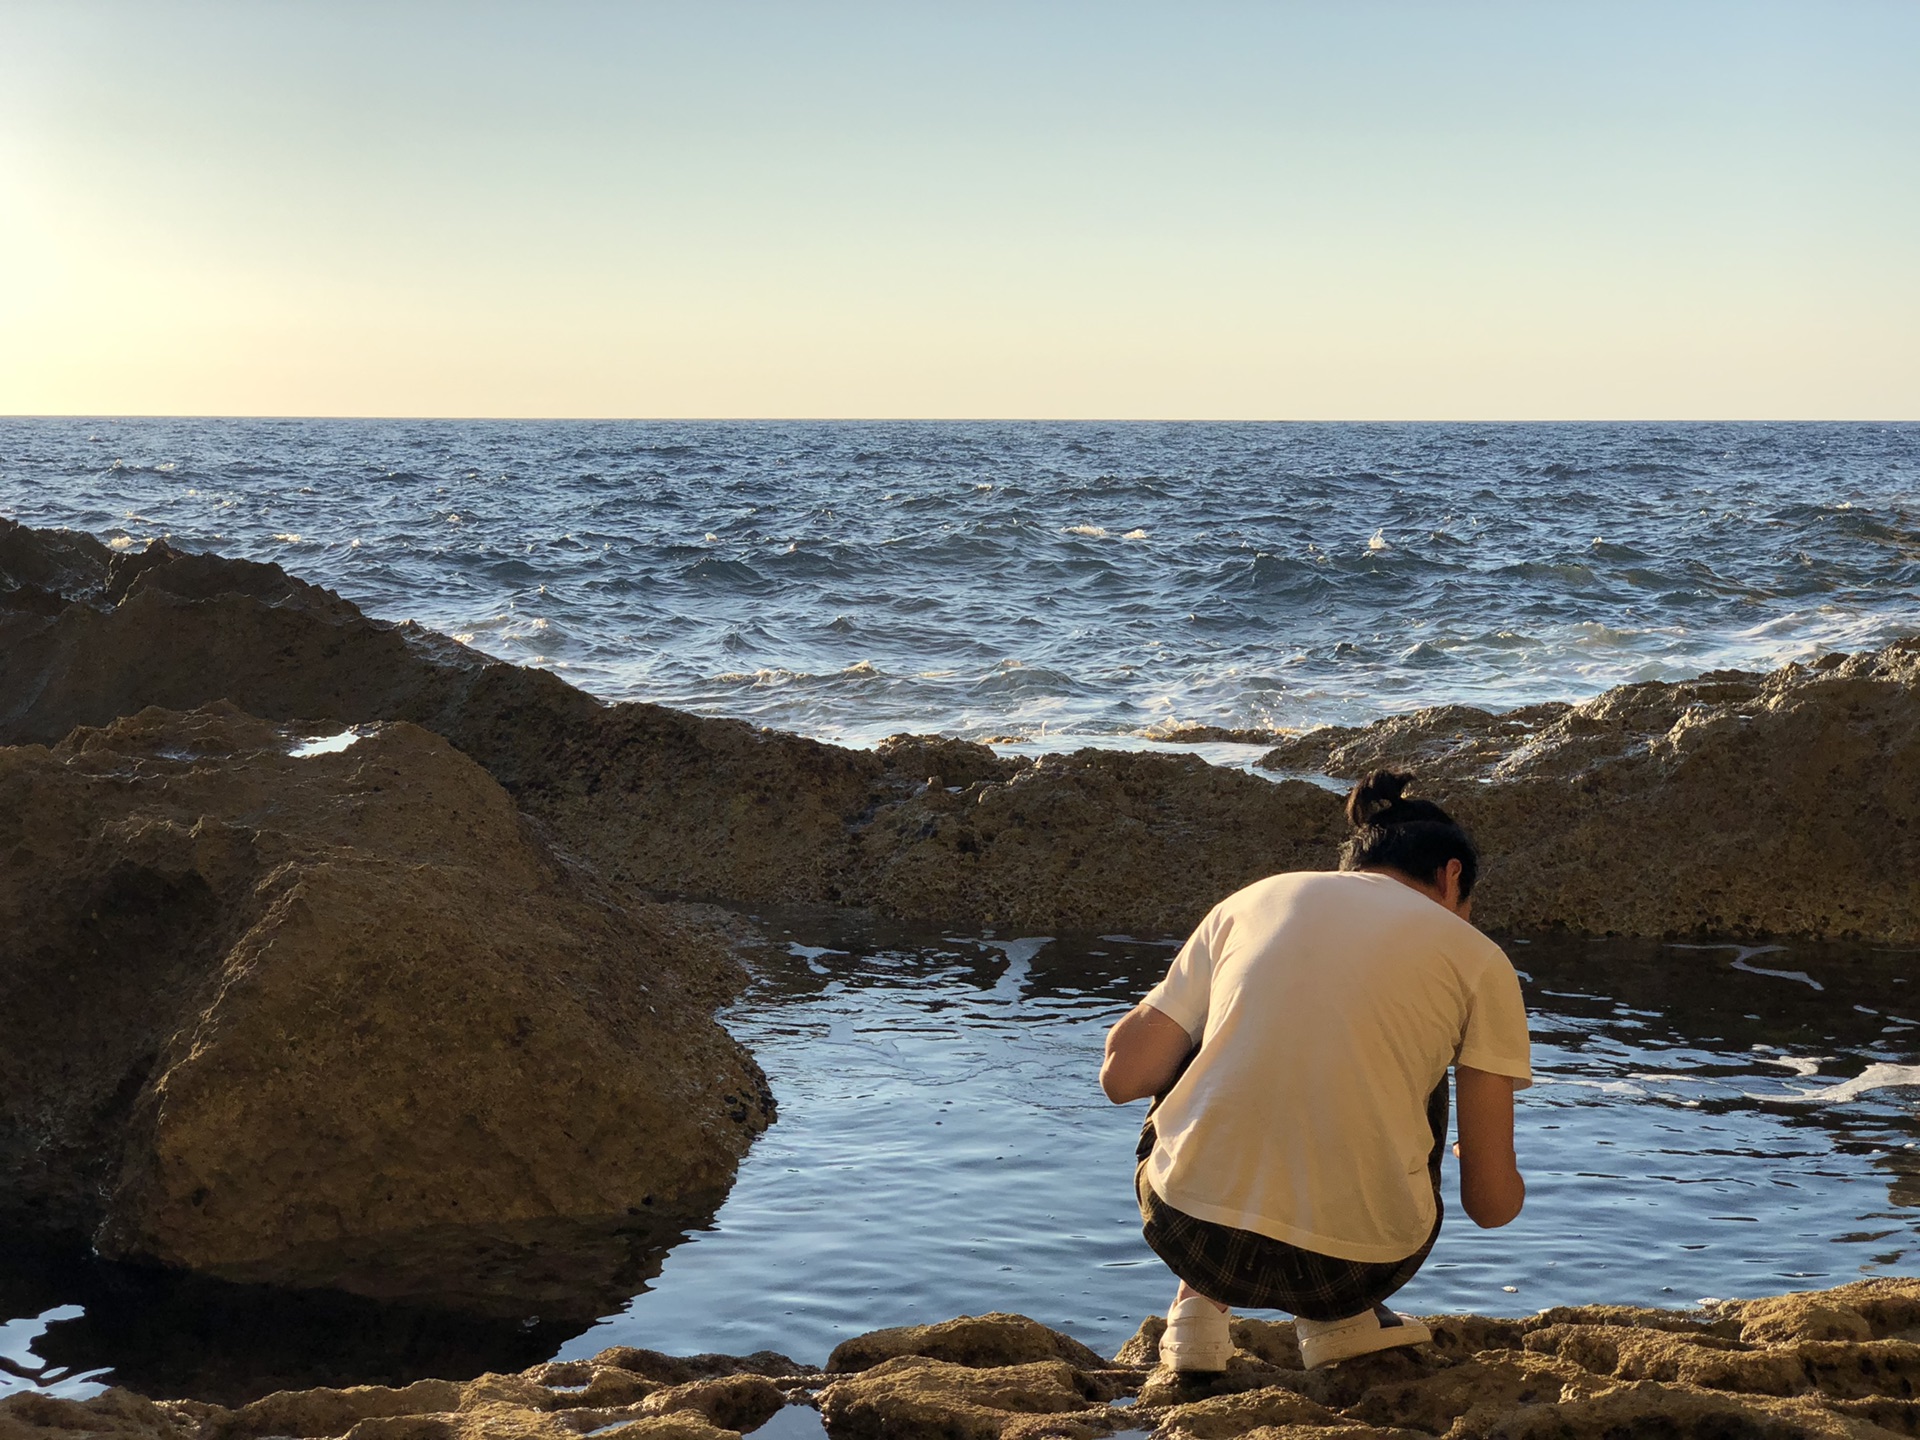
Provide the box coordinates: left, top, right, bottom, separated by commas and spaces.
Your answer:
10, 1280, 1920, 1440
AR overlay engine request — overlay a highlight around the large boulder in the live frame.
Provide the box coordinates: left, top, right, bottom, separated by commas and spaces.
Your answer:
0, 702, 772, 1315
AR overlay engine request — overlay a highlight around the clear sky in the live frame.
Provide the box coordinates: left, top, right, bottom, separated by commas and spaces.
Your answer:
1, 1, 1915, 420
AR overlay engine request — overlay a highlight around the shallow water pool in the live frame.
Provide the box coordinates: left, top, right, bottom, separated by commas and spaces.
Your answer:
7, 917, 1920, 1399
561, 916, 1920, 1366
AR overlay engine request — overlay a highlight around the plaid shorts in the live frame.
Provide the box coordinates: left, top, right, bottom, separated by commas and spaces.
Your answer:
1135, 1079, 1448, 1323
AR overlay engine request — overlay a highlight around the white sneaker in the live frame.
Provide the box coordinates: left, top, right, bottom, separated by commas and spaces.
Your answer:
1159, 1293, 1234, 1373
1295, 1304, 1431, 1369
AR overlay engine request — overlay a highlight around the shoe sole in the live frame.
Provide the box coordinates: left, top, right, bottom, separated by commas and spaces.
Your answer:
1301, 1319, 1432, 1370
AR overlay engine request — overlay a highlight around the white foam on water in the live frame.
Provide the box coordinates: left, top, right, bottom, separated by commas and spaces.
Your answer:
1536, 1077, 1652, 1098
980, 936, 1052, 1002
1781, 1064, 1920, 1105
1671, 943, 1824, 991
1756, 1054, 1828, 1078
983, 937, 1052, 967
288, 730, 362, 758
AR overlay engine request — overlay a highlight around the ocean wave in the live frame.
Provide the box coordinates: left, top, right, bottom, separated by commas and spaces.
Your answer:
6, 417, 1916, 746
679, 556, 773, 591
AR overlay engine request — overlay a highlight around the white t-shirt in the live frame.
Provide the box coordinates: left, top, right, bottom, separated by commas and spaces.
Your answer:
1140, 869, 1532, 1264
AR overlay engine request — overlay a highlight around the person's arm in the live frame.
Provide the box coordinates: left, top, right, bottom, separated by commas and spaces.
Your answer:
1101, 1003, 1194, 1103
1453, 1063, 1525, 1227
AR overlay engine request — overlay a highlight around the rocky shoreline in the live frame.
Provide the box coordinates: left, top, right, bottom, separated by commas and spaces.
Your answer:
5, 519, 1920, 1435
11, 1281, 1920, 1439
5, 519, 1918, 941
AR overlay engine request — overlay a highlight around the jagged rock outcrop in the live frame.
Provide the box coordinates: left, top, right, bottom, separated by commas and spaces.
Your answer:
1261, 650, 1920, 938
0, 522, 885, 908
5, 520, 1918, 940
13, 1282, 1920, 1440
0, 703, 772, 1315
0, 523, 1344, 935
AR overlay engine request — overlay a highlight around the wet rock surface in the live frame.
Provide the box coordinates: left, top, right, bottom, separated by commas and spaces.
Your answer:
7, 521, 1918, 939
13, 1283, 1920, 1440
0, 702, 771, 1315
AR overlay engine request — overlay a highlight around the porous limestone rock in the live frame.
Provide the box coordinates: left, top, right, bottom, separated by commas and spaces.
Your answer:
826, 1313, 1112, 1375
1152, 1385, 1344, 1436
0, 1388, 199, 1440
565, 1351, 813, 1387
12, 1280, 1920, 1439
846, 750, 1342, 936
636, 1377, 790, 1433
1260, 648, 1920, 939
0, 1354, 802, 1440
0, 523, 1345, 935
0, 703, 772, 1313
817, 1356, 1116, 1440
1139, 724, 1289, 746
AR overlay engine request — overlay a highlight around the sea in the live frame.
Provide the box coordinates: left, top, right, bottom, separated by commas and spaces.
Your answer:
3, 418, 1917, 749
4, 418, 1920, 1400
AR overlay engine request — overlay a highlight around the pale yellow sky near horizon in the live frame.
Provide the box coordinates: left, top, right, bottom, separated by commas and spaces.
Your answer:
2, 1, 1916, 421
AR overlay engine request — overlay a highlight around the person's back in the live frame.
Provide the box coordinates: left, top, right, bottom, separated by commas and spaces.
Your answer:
1143, 870, 1528, 1263
1101, 771, 1532, 1372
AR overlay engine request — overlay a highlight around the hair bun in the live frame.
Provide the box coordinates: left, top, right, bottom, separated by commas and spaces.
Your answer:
1346, 769, 1414, 829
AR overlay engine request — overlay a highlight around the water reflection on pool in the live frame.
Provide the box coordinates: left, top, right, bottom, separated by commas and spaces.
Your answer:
563, 915, 1920, 1366
7, 916, 1919, 1400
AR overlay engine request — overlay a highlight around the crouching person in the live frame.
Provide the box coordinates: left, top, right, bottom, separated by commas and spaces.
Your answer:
1101, 770, 1530, 1372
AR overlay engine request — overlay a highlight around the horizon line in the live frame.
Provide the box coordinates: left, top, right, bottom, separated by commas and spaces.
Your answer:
4, 413, 1917, 426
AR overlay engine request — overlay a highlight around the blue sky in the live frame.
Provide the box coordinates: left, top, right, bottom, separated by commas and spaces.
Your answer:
2, 1, 1914, 418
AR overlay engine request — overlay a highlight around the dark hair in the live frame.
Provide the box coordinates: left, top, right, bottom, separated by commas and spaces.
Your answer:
1339, 770, 1479, 900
